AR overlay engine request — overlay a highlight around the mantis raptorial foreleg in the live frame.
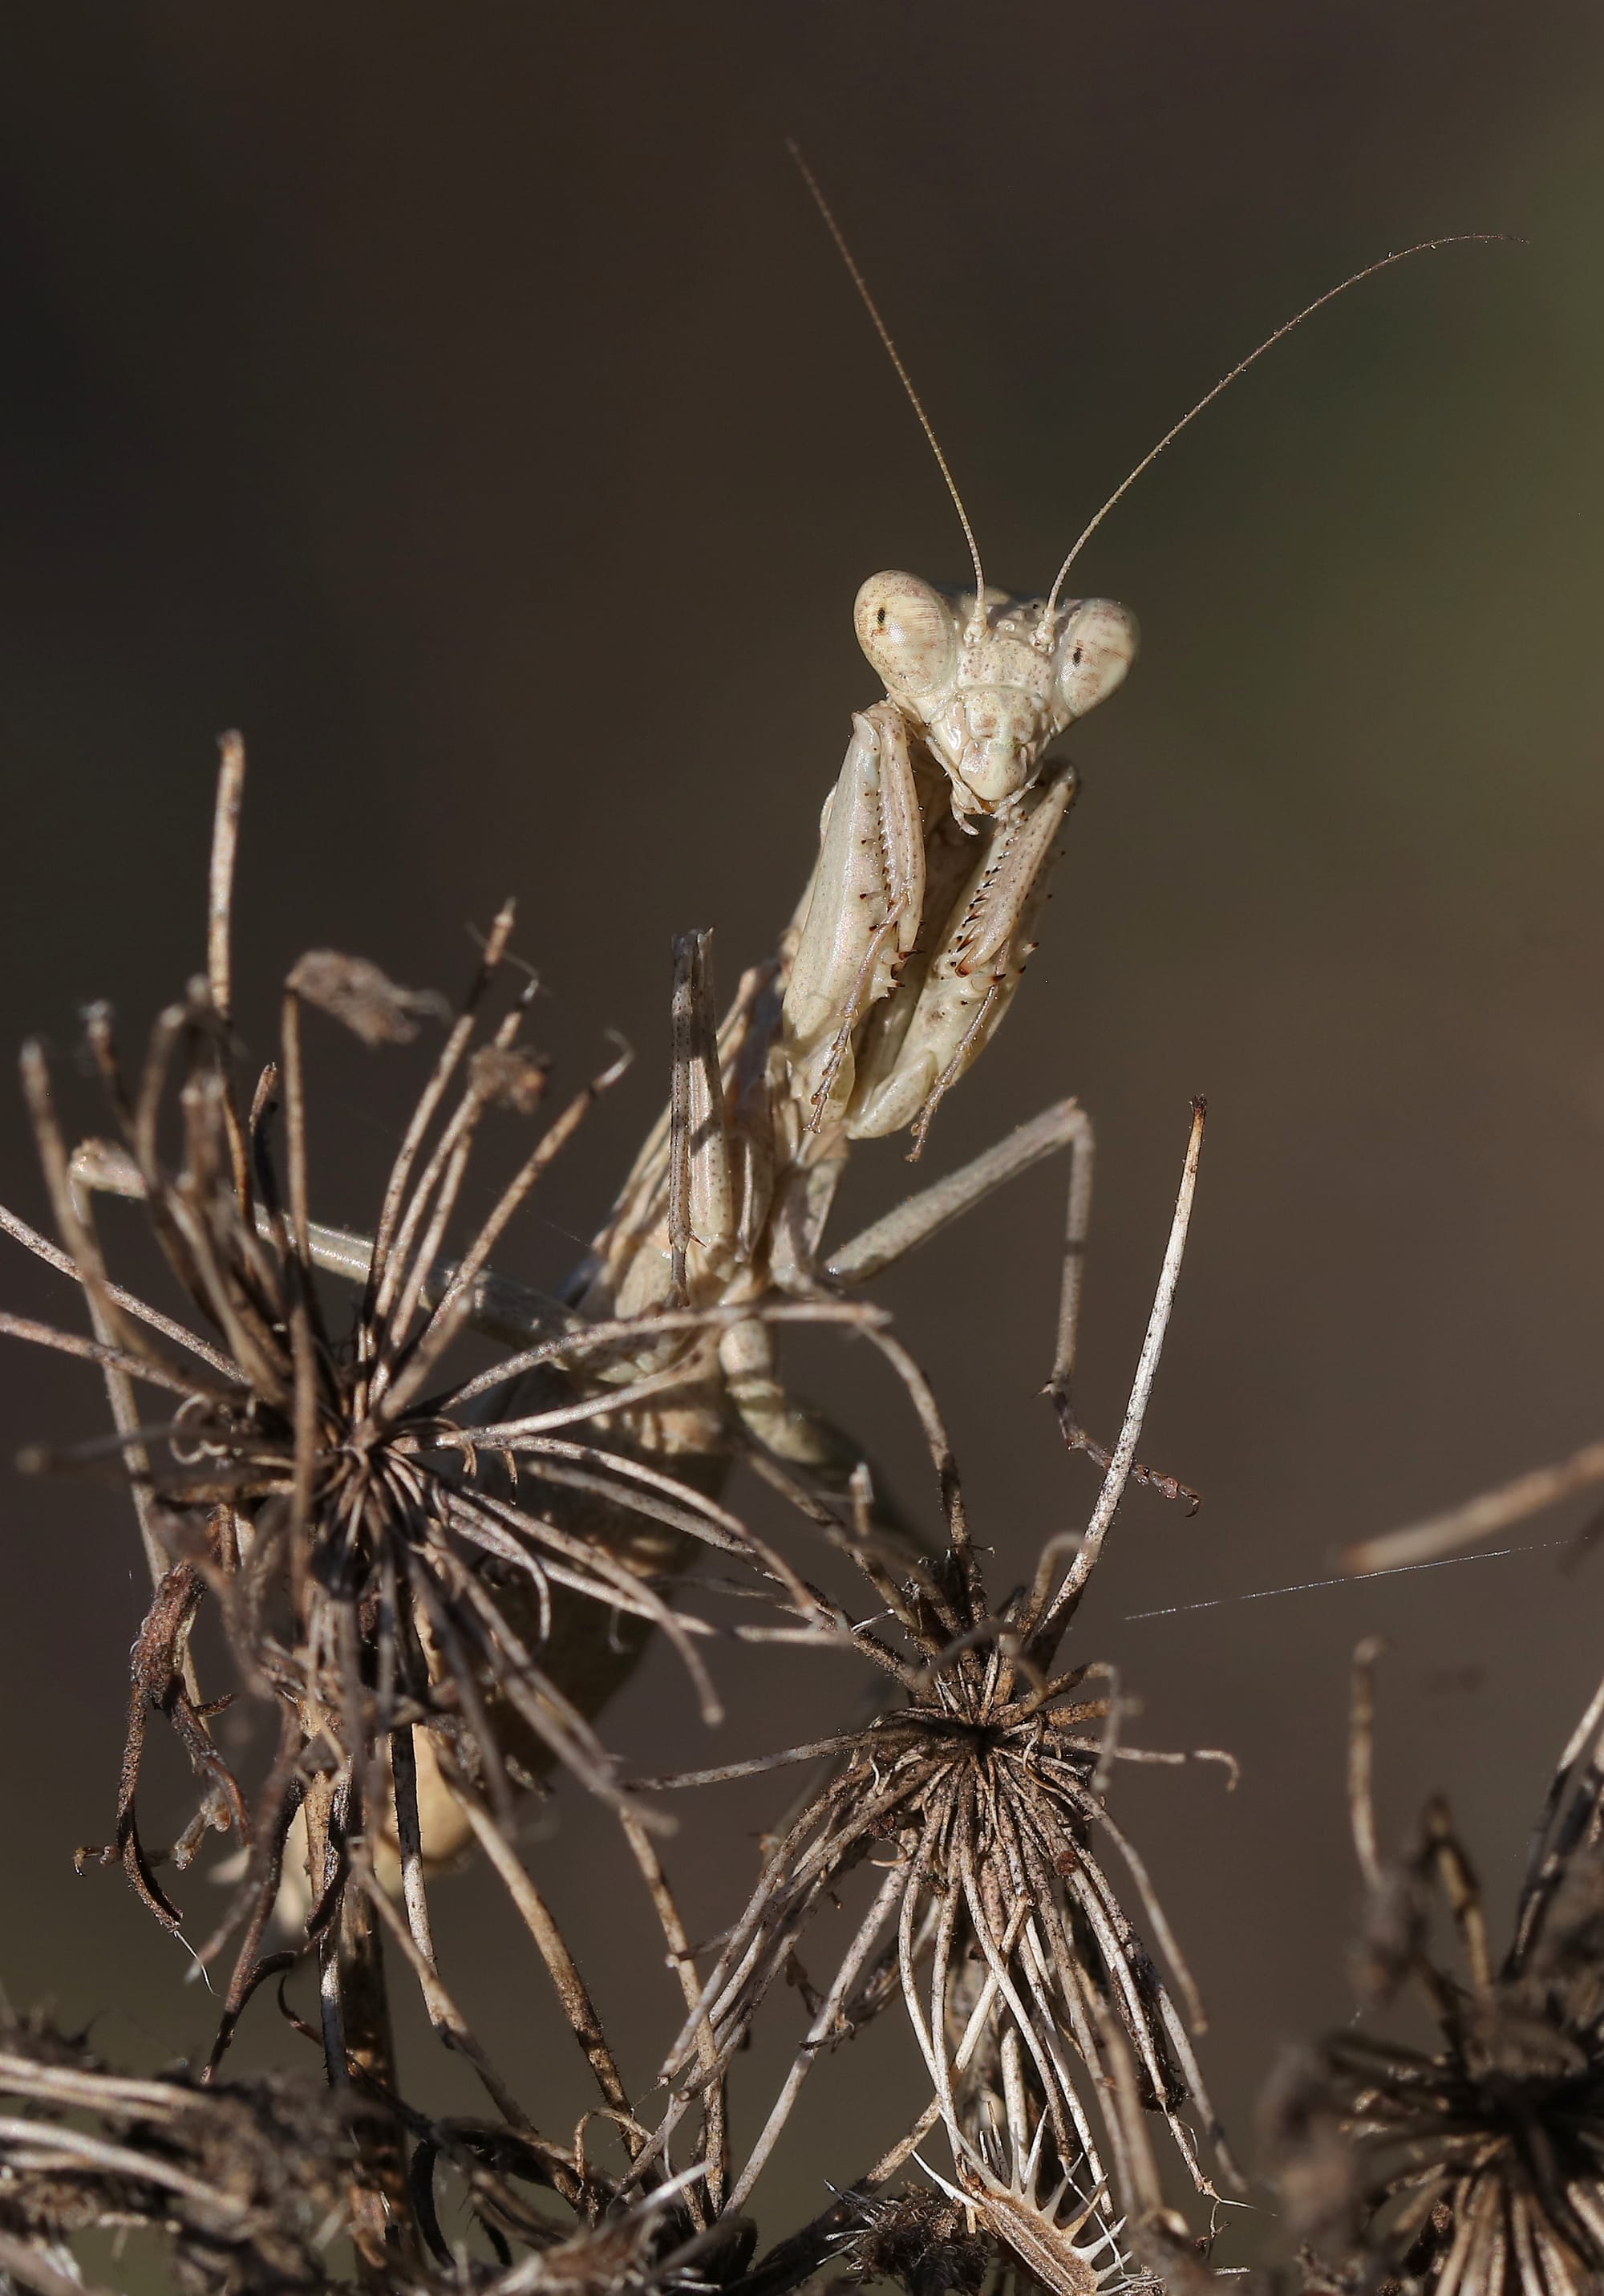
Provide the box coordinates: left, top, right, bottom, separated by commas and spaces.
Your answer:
780, 586, 1131, 1157
780, 701, 927, 1133
849, 758, 1078, 1148
666, 930, 737, 1304
776, 160, 1495, 1182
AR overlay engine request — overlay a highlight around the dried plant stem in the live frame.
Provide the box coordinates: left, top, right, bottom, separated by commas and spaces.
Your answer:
1345, 1436, 1604, 1573
1033, 1095, 1206, 1641
618, 1805, 729, 2217
207, 732, 245, 1024
450, 1781, 638, 2133
1347, 1634, 1387, 1893
352, 1863, 534, 2138
726, 1860, 908, 2211
0, 2227, 116, 2296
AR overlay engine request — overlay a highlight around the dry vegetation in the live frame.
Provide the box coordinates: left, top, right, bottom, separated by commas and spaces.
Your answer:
4, 732, 1604, 2296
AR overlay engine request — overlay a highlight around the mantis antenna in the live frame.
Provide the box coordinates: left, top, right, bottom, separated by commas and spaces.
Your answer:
787, 139, 988, 623
1042, 232, 1517, 627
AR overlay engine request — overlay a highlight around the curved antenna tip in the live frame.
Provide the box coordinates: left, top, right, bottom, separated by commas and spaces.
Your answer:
1043, 231, 1522, 622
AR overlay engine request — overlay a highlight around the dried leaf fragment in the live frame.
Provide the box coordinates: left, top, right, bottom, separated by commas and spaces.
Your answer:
286, 950, 449, 1045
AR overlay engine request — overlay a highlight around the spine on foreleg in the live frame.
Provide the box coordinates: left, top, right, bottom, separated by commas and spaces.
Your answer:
781, 701, 923, 1130
847, 763, 1076, 1140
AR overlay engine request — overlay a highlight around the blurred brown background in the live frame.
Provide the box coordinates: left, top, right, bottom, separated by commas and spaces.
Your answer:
1, 0, 1602, 2271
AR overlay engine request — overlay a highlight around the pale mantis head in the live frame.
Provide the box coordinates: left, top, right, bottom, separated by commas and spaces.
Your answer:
791, 140, 1506, 830
854, 570, 1136, 819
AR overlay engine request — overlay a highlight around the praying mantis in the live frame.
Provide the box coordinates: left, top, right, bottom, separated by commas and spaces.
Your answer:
557, 175, 1497, 1515
0, 169, 1514, 2215
68, 176, 1501, 1798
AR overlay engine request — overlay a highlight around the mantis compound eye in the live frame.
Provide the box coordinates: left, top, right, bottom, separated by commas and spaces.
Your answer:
1051, 598, 1139, 723
854, 570, 958, 700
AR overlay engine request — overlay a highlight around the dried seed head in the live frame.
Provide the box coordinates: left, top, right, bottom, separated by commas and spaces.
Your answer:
632, 1112, 1225, 2245
0, 2008, 354, 2290
0, 761, 825, 2097
842, 2184, 994, 2296
1271, 1669, 1604, 2294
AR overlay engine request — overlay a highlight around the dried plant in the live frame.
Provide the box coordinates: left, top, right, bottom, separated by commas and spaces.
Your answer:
1267, 1645, 1604, 2295
0, 2010, 354, 2295
0, 2005, 759, 2296
628, 1101, 1236, 2290
0, 736, 1232, 2294
0, 740, 893, 2274
1344, 1438, 1604, 1580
